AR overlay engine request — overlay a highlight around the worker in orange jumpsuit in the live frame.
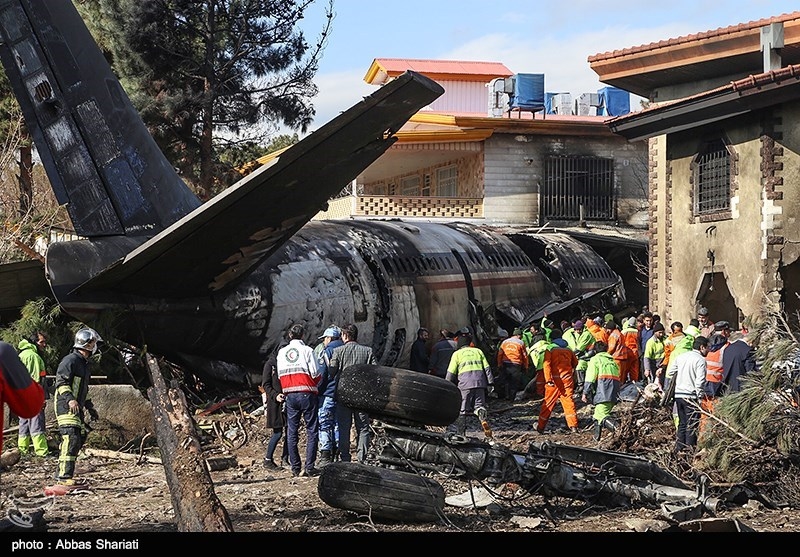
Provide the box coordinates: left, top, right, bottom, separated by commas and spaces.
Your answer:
536, 329, 579, 434
620, 317, 641, 383
585, 315, 608, 345
496, 328, 528, 400
604, 321, 633, 383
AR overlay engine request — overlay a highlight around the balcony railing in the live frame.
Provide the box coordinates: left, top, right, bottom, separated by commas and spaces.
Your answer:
314, 195, 484, 220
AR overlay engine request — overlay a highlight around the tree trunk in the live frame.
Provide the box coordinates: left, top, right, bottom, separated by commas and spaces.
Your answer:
145, 354, 233, 532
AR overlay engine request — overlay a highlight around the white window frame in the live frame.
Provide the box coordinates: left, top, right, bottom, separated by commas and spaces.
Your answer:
437, 165, 458, 197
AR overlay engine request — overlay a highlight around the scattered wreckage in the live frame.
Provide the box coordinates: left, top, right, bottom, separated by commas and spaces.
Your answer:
317, 364, 763, 528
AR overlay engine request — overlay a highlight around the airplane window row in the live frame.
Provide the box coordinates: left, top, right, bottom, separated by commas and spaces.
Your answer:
380, 250, 532, 276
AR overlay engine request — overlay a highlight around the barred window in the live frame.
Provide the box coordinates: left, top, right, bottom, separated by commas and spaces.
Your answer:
694, 139, 730, 214
436, 166, 458, 197
542, 155, 614, 220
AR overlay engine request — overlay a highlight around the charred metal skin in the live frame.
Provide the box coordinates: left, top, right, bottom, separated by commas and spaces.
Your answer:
0, 0, 628, 389
370, 421, 721, 517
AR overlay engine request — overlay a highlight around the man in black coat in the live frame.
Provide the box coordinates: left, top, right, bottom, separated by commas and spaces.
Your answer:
720, 330, 756, 395
409, 328, 430, 372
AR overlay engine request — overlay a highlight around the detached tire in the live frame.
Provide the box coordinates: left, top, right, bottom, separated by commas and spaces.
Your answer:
318, 462, 445, 522
337, 364, 460, 426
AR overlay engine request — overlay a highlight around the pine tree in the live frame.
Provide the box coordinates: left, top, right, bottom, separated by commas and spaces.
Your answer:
76, 0, 333, 200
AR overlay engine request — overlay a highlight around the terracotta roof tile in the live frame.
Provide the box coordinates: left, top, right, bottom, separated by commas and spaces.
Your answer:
372, 58, 513, 77
607, 63, 800, 122
589, 12, 800, 62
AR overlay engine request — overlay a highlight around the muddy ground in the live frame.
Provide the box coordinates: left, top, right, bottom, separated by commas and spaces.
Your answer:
0, 392, 797, 537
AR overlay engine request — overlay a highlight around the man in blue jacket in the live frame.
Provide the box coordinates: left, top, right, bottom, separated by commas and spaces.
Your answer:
316, 326, 343, 467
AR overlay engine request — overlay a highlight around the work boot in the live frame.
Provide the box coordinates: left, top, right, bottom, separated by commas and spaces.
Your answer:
593, 420, 603, 441
263, 458, 279, 470
455, 415, 467, 436
603, 417, 618, 433
317, 450, 332, 468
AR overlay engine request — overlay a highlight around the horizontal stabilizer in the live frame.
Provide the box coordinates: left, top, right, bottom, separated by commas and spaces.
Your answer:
75, 71, 444, 298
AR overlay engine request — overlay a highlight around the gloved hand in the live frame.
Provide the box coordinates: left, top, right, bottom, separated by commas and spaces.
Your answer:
84, 399, 99, 422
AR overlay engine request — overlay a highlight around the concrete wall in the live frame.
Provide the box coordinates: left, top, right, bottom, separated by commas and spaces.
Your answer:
482, 133, 647, 226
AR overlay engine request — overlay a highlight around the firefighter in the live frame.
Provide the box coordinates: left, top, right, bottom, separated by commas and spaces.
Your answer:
54, 328, 102, 485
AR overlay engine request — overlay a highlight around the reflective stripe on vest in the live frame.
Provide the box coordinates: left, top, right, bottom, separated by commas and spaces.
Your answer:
706, 346, 726, 383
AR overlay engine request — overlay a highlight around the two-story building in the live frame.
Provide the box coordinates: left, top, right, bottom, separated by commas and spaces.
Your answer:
259, 59, 651, 307
592, 12, 800, 328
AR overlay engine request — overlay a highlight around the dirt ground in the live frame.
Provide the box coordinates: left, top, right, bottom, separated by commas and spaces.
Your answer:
1, 393, 798, 536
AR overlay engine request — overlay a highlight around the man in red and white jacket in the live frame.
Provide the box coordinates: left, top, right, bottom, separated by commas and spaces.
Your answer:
276, 324, 321, 477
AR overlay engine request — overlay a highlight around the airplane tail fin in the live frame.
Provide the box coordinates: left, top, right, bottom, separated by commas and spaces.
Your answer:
0, 0, 200, 238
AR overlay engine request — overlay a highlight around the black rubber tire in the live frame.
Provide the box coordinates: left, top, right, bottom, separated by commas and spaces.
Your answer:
337, 364, 461, 426
317, 462, 445, 522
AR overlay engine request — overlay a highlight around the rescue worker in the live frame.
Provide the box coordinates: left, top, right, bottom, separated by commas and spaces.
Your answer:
496, 328, 528, 400
536, 329, 579, 434
581, 341, 621, 441
621, 317, 641, 383
700, 331, 728, 435
643, 322, 666, 386
563, 320, 595, 392
585, 315, 609, 345
277, 323, 321, 477
659, 322, 685, 388
446, 332, 494, 437
17, 331, 50, 457
0, 341, 45, 453
604, 321, 633, 384
673, 336, 709, 453
522, 331, 549, 399
54, 327, 102, 485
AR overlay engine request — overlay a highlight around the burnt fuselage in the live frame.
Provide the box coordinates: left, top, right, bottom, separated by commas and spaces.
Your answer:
46, 220, 623, 387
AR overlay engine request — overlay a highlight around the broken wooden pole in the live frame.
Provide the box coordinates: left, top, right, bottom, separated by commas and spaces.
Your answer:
145, 353, 233, 532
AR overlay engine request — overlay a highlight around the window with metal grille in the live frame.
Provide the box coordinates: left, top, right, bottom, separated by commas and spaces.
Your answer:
436, 166, 458, 197
694, 139, 730, 214
542, 156, 615, 220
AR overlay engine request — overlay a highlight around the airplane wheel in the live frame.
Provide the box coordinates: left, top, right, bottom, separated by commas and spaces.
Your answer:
337, 364, 461, 426
317, 462, 445, 523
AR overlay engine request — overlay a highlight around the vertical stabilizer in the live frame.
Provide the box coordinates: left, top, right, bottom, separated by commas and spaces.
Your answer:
0, 0, 200, 237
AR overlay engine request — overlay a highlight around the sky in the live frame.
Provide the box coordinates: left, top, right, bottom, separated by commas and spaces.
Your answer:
288, 0, 798, 136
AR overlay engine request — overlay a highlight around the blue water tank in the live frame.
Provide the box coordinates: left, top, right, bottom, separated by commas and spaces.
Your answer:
597, 87, 630, 116
510, 73, 545, 112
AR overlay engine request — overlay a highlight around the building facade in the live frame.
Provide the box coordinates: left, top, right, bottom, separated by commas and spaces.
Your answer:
593, 12, 800, 328
309, 58, 649, 230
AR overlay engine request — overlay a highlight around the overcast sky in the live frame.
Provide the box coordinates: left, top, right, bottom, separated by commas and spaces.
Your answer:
287, 0, 797, 136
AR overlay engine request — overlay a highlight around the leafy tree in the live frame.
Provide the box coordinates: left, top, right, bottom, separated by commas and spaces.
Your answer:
76, 0, 333, 200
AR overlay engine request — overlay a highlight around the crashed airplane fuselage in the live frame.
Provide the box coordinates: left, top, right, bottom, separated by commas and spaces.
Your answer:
0, 0, 625, 388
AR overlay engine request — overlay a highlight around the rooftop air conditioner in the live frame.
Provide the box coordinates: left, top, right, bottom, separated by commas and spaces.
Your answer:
576, 92, 601, 115
508, 73, 545, 115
